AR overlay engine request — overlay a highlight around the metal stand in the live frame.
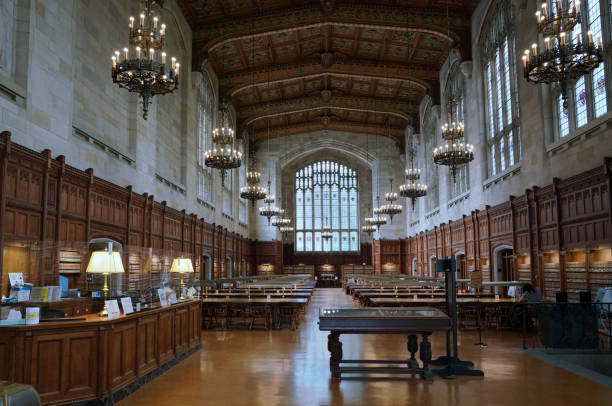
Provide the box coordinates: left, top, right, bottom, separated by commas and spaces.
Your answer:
432, 256, 484, 379
474, 302, 488, 347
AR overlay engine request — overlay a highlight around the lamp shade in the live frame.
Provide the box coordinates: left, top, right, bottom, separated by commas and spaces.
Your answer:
86, 251, 125, 274
170, 257, 194, 273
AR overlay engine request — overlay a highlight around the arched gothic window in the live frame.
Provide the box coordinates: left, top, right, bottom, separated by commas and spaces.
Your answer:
446, 68, 470, 198
295, 161, 359, 252
553, 0, 610, 140
197, 76, 214, 206
481, 0, 521, 177
238, 143, 247, 224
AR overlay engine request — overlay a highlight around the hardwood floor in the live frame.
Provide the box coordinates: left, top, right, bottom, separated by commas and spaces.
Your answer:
118, 288, 612, 406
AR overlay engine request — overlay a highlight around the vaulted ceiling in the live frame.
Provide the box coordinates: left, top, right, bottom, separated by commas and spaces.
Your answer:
176, 0, 479, 146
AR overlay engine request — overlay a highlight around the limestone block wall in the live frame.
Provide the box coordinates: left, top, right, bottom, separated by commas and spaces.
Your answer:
0, 0, 249, 238
252, 130, 406, 241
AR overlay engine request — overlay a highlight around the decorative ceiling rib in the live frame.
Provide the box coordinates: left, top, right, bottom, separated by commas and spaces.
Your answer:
176, 0, 479, 146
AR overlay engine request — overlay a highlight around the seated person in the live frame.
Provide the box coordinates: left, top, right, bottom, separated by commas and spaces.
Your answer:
520, 283, 543, 303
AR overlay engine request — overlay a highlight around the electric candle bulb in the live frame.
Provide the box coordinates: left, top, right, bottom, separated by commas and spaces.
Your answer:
150, 48, 154, 61
136, 46, 141, 59
129, 16, 134, 30
175, 63, 180, 75
535, 11, 541, 23
542, 3, 547, 17
597, 35, 602, 49
161, 52, 166, 64
153, 17, 158, 30
576, 0, 580, 17
171, 57, 176, 68
140, 13, 145, 28
588, 31, 593, 44
532, 43, 538, 56
115, 50, 120, 59
544, 37, 550, 50
112, 55, 116, 68
123, 47, 128, 60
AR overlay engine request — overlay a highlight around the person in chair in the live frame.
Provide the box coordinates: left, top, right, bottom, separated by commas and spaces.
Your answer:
520, 283, 543, 303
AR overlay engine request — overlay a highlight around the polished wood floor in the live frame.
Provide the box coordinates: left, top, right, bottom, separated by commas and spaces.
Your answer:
118, 288, 612, 406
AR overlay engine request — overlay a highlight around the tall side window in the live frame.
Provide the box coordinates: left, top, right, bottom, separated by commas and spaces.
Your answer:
238, 143, 247, 224
481, 0, 521, 178
0, 0, 15, 79
423, 109, 439, 212
295, 161, 359, 253
446, 69, 470, 199
197, 77, 214, 206
553, 0, 610, 139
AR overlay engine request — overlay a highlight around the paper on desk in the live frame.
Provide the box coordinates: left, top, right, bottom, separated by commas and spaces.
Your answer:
120, 297, 134, 314
187, 287, 196, 299
105, 300, 121, 320
17, 289, 30, 302
169, 292, 178, 305
158, 289, 168, 307
8, 273, 24, 287
25, 307, 39, 325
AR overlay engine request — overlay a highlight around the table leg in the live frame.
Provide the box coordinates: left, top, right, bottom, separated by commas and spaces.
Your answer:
327, 332, 342, 379
407, 334, 419, 369
420, 332, 433, 381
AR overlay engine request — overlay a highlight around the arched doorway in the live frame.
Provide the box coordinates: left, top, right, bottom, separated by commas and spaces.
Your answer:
429, 255, 437, 277
226, 257, 233, 278
493, 245, 514, 296
411, 258, 418, 276
203, 254, 212, 280
454, 251, 466, 280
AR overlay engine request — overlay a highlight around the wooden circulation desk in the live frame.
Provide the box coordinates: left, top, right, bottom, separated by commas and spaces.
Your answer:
0, 300, 201, 406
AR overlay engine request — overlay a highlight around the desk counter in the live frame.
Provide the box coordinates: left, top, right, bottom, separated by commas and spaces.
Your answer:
0, 300, 201, 405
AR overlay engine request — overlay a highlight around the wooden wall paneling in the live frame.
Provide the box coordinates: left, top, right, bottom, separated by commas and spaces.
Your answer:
54, 155, 66, 243
137, 313, 158, 376
157, 308, 174, 365
173, 304, 189, 356
606, 157, 612, 245
553, 178, 567, 292
125, 186, 133, 246
108, 320, 138, 391
0, 125, 12, 341
84, 168, 94, 242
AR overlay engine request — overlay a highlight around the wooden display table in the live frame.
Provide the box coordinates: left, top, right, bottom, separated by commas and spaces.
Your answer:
318, 307, 451, 381
0, 300, 201, 405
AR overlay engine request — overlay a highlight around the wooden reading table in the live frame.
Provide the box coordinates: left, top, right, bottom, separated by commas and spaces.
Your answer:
318, 307, 451, 381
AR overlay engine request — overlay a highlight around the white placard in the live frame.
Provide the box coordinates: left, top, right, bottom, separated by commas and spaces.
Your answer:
169, 292, 178, 305
17, 288, 30, 302
136, 303, 141, 312
25, 307, 40, 325
187, 287, 196, 299
266, 295, 271, 302
7, 309, 22, 321
8, 273, 24, 287
29, 287, 44, 302
120, 297, 134, 315
158, 289, 168, 307
105, 300, 121, 320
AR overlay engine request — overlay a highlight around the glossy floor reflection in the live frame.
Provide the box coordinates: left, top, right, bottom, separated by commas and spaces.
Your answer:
118, 288, 612, 406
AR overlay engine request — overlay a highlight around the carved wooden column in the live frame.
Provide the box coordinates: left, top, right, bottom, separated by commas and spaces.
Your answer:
161, 201, 167, 251
125, 185, 133, 247
533, 186, 543, 290
605, 157, 612, 247
585, 248, 591, 293
525, 189, 536, 285
485, 205, 492, 282
509, 196, 519, 280
54, 155, 66, 242
38, 149, 52, 285
180, 209, 186, 253
553, 178, 565, 291
0, 132, 11, 292
84, 168, 94, 241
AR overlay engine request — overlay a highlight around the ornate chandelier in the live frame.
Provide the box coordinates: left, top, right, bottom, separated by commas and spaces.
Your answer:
111, 0, 178, 120
271, 207, 291, 228
204, 105, 242, 186
400, 146, 427, 210
239, 137, 267, 205
379, 178, 402, 223
367, 197, 387, 231
361, 223, 376, 235
322, 217, 333, 240
279, 225, 294, 237
259, 181, 280, 224
433, 98, 473, 182
523, 0, 603, 107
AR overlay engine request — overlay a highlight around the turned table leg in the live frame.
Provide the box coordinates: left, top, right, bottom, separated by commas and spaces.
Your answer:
420, 332, 433, 381
407, 334, 419, 369
327, 332, 342, 379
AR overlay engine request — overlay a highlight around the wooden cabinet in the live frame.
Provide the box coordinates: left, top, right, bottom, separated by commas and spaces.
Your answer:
0, 301, 201, 406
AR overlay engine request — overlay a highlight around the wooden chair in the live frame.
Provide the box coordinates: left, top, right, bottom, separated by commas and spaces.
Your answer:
202, 305, 215, 329
278, 305, 299, 330
212, 305, 229, 329
228, 304, 250, 329
249, 305, 270, 330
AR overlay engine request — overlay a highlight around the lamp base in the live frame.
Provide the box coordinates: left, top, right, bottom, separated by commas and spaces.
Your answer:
98, 305, 109, 317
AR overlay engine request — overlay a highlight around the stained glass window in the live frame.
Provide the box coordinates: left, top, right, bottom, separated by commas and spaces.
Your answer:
481, 0, 521, 177
295, 161, 359, 252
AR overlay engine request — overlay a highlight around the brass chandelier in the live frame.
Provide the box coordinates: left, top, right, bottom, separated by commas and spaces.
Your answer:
367, 197, 388, 232
380, 178, 402, 223
111, 0, 179, 120
400, 140, 427, 210
322, 217, 333, 240
523, 0, 603, 107
204, 104, 242, 186
433, 97, 473, 182
259, 181, 280, 224
240, 134, 266, 205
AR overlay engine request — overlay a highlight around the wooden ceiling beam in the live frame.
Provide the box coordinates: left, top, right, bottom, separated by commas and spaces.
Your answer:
377, 30, 392, 60
236, 40, 250, 70
408, 32, 422, 63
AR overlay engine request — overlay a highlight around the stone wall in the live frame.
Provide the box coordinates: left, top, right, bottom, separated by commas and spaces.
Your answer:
0, 0, 248, 238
